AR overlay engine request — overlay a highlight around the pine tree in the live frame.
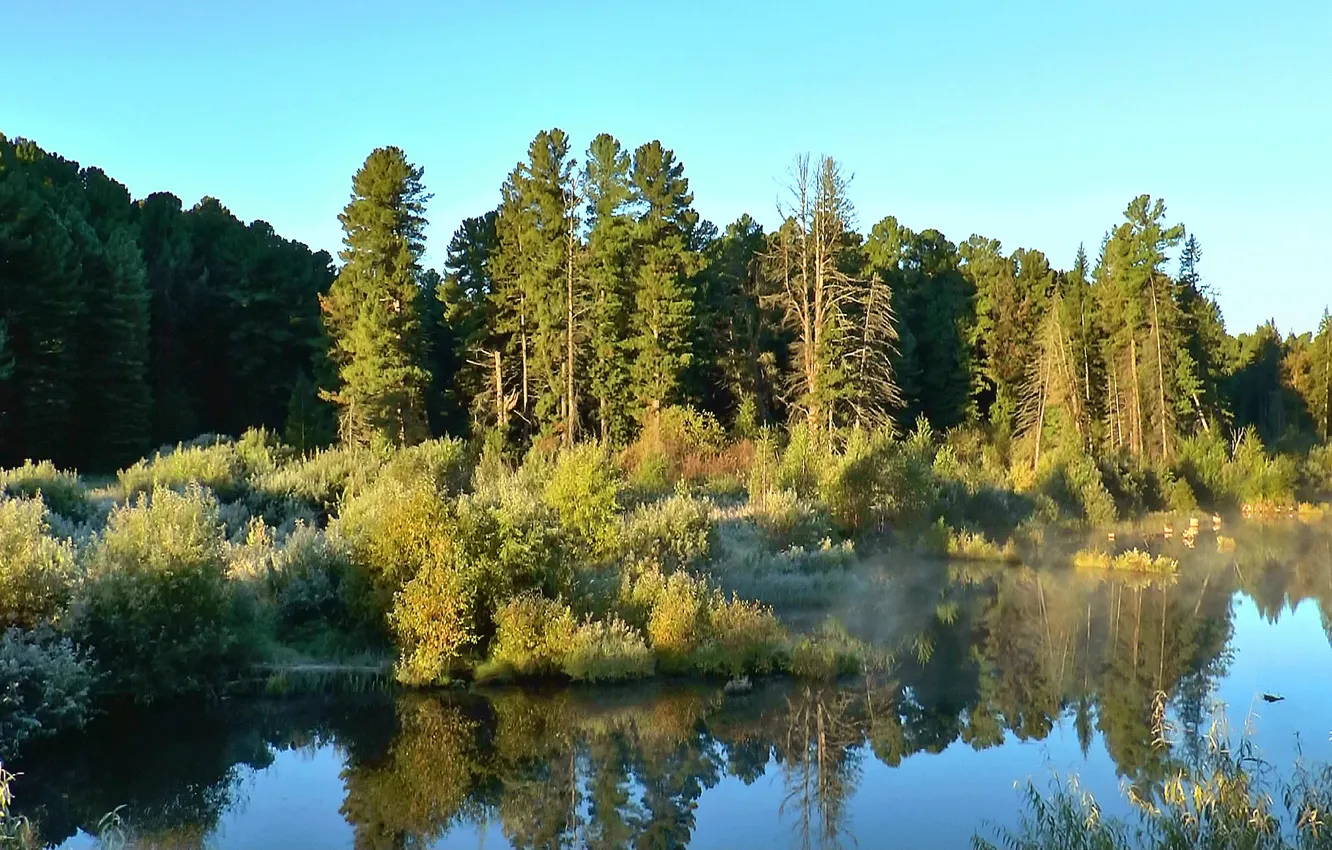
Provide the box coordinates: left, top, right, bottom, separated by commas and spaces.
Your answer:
583, 134, 636, 442
321, 147, 433, 446
629, 140, 700, 419
0, 164, 82, 466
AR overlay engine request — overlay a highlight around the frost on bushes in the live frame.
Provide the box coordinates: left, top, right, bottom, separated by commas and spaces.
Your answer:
562, 617, 653, 682
0, 627, 96, 757
118, 438, 247, 500
616, 494, 713, 570
0, 460, 91, 522
73, 486, 250, 700
0, 497, 77, 629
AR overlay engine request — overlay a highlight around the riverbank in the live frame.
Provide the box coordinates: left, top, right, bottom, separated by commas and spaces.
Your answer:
1, 419, 1329, 760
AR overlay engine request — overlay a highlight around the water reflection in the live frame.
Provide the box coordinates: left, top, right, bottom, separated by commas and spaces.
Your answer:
17, 519, 1332, 849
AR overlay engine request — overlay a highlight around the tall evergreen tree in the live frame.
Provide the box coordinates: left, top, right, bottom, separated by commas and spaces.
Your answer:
628, 140, 700, 419
321, 147, 433, 446
583, 134, 637, 442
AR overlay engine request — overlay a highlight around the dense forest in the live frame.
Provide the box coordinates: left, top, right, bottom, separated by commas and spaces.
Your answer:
3, 130, 1330, 471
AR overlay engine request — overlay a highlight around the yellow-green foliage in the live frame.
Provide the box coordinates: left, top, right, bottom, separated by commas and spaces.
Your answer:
390, 538, 479, 685
0, 498, 77, 629
616, 494, 713, 569
561, 617, 653, 682
542, 443, 620, 556
1216, 535, 1237, 552
946, 529, 1020, 563
75, 486, 248, 699
645, 571, 708, 666
1073, 547, 1178, 574
790, 621, 870, 680
1031, 448, 1118, 527
693, 595, 785, 677
255, 443, 382, 514
749, 488, 834, 550
335, 467, 450, 600
1177, 428, 1299, 509
119, 439, 244, 499
0, 460, 90, 521
487, 593, 576, 677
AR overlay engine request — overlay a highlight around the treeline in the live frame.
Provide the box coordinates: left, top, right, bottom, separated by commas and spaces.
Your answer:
0, 133, 334, 470
3, 130, 1331, 471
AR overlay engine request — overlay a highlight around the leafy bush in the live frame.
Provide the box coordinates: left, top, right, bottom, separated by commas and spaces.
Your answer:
749, 488, 834, 551
119, 439, 245, 500
616, 494, 714, 570
542, 443, 620, 557
0, 498, 77, 629
789, 621, 868, 680
0, 626, 96, 757
1230, 428, 1298, 507
644, 570, 707, 668
693, 595, 785, 677
266, 525, 371, 645
1033, 449, 1118, 527
73, 486, 251, 700
0, 460, 91, 521
561, 617, 653, 682
388, 493, 568, 684
486, 593, 576, 678
254, 443, 382, 516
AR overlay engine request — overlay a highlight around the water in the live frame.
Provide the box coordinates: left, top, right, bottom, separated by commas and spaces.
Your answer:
15, 518, 1332, 849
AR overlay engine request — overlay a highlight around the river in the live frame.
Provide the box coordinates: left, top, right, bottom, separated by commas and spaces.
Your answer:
14, 517, 1332, 849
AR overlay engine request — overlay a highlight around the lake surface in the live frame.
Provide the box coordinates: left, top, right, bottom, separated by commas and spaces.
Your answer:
14, 518, 1332, 849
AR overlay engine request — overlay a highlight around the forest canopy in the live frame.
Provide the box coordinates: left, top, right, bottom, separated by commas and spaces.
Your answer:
2, 129, 1330, 471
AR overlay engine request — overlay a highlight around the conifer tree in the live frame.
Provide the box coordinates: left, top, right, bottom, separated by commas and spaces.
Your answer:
321, 147, 433, 446
583, 134, 636, 442
1313, 311, 1332, 442
629, 140, 700, 419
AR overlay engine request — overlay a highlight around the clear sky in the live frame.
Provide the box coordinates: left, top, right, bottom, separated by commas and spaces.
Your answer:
5, 0, 1329, 333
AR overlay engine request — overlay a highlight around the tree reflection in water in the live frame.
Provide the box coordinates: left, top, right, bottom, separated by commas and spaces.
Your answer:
12, 519, 1332, 849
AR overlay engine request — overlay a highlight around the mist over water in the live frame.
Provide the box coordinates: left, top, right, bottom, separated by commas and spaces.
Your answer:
20, 518, 1332, 850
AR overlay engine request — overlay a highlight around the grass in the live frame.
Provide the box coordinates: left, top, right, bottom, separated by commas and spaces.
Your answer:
975, 694, 1332, 850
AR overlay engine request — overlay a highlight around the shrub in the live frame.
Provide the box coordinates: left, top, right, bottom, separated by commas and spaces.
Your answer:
73, 486, 251, 700
0, 498, 77, 629
0, 460, 91, 521
0, 626, 96, 757
616, 494, 714, 570
694, 595, 785, 677
645, 571, 708, 668
817, 423, 941, 532
334, 465, 451, 610
543, 444, 620, 557
390, 539, 479, 685
254, 444, 382, 516
561, 617, 653, 682
267, 525, 370, 644
789, 621, 868, 680
1033, 449, 1118, 526
1230, 428, 1298, 508
486, 593, 576, 677
750, 488, 834, 551
1073, 547, 1178, 574
945, 528, 1020, 563
119, 439, 245, 500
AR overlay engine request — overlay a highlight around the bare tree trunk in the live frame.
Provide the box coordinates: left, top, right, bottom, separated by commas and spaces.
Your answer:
565, 194, 577, 447
1150, 277, 1169, 461
1130, 336, 1142, 458
494, 350, 505, 430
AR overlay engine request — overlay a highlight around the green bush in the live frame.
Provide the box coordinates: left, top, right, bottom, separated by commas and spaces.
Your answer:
1033, 449, 1118, 526
750, 488, 835, 551
390, 538, 480, 685
486, 593, 576, 677
1230, 427, 1298, 507
542, 443, 620, 557
789, 621, 868, 680
693, 594, 785, 677
267, 525, 371, 645
0, 627, 96, 758
0, 498, 77, 629
0, 460, 91, 521
118, 438, 245, 500
561, 617, 653, 682
616, 494, 714, 570
254, 443, 382, 516
73, 486, 251, 700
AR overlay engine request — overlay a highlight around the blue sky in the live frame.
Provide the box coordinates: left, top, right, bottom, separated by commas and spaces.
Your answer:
5, 0, 1329, 333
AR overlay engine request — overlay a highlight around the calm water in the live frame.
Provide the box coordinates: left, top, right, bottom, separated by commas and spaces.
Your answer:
15, 519, 1332, 849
